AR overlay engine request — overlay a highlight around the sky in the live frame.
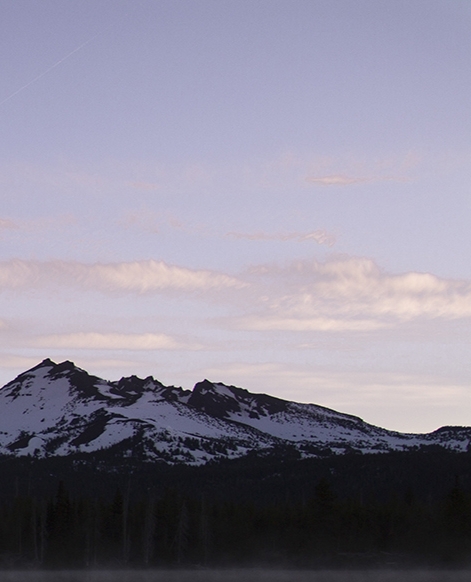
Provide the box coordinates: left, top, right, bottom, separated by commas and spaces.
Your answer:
0, 0, 470, 433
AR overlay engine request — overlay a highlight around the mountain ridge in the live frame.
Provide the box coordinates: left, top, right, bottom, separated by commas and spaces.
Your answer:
0, 358, 469, 464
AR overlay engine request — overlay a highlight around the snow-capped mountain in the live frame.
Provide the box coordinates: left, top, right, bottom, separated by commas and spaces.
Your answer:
0, 359, 469, 465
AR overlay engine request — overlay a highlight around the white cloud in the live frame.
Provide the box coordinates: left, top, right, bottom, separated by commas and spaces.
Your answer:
32, 332, 199, 351
237, 316, 387, 332
1, 256, 471, 336
0, 259, 246, 293
0, 260, 42, 289
86, 261, 247, 293
305, 175, 371, 186
226, 229, 336, 246
239, 256, 471, 331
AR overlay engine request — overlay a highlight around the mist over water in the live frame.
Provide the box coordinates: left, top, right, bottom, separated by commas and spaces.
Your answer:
0, 571, 469, 582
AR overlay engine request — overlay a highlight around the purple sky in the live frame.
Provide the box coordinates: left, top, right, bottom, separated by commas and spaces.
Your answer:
0, 0, 470, 431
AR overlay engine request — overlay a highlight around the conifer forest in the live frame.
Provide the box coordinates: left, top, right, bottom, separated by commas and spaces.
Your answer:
0, 449, 469, 569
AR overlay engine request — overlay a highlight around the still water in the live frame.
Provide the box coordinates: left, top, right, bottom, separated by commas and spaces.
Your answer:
0, 571, 468, 582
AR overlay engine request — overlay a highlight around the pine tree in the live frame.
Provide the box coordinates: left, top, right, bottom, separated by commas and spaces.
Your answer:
175, 501, 189, 564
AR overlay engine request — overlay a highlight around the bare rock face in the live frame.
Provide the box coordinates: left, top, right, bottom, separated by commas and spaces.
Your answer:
0, 359, 469, 464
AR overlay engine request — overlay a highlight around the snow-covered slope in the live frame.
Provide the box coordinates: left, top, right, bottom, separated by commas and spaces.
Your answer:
0, 359, 469, 464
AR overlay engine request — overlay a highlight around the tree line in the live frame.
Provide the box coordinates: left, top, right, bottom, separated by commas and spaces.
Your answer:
0, 476, 470, 569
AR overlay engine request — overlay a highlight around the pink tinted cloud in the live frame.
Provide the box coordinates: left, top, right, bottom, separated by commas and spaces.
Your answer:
305, 175, 411, 186
2, 255, 471, 334
240, 256, 471, 332
32, 332, 200, 351
0, 259, 246, 293
227, 230, 336, 246
0, 218, 19, 231
0, 214, 75, 235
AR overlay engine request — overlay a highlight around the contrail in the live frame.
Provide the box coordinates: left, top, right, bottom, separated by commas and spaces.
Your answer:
0, 20, 118, 107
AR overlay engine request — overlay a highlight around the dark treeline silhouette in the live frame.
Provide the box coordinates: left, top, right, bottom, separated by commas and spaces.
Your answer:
0, 476, 470, 568
0, 448, 469, 568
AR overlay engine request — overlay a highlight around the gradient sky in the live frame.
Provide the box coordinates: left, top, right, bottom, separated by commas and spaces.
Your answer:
1, 0, 470, 432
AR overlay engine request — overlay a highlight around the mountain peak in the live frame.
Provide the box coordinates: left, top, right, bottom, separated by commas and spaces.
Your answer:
0, 359, 469, 464
189, 380, 243, 419
31, 359, 80, 376
39, 358, 56, 367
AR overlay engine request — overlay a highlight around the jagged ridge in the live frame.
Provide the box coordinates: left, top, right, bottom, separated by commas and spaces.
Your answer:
0, 359, 469, 465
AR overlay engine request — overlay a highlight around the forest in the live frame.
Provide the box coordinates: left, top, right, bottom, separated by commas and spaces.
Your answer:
0, 448, 469, 569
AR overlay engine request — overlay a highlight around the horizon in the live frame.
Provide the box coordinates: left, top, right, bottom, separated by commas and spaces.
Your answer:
0, 1, 470, 433
3, 356, 470, 435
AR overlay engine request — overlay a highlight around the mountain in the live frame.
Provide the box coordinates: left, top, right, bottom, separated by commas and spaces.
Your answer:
0, 358, 469, 464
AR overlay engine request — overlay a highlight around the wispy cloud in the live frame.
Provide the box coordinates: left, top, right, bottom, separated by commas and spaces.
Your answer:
305, 175, 372, 186
0, 214, 75, 236
305, 174, 412, 186
0, 151, 420, 220
304, 151, 419, 187
86, 261, 245, 293
237, 316, 386, 332
226, 229, 336, 246
237, 256, 471, 331
0, 218, 19, 231
0, 259, 246, 293
117, 209, 185, 235
32, 332, 199, 351
1, 256, 470, 333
